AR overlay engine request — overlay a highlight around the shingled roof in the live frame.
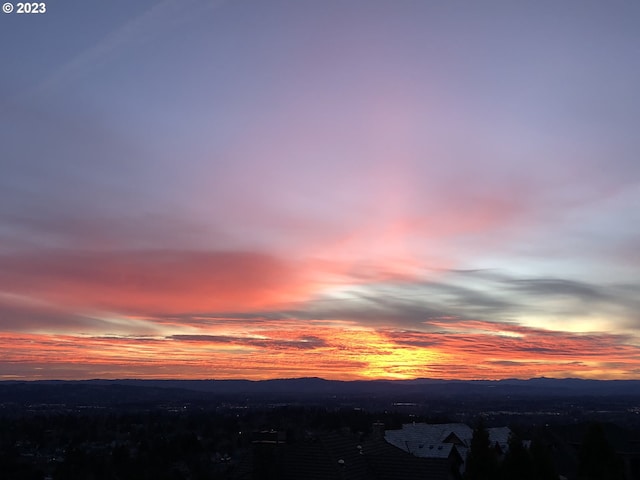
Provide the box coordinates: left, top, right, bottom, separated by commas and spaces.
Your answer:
385, 423, 512, 459
362, 436, 457, 480
385, 423, 472, 456
229, 428, 460, 480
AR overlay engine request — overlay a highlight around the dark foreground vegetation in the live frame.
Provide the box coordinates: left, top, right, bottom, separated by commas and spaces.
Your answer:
1, 379, 640, 479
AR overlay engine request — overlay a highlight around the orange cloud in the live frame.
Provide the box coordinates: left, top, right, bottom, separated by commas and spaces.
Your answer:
3, 318, 640, 381
382, 321, 640, 379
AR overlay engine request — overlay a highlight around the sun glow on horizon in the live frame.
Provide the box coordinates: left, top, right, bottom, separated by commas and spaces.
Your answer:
355, 331, 448, 380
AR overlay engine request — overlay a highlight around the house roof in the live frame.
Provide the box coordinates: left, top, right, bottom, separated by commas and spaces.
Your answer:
362, 437, 453, 480
232, 430, 371, 480
487, 427, 511, 452
385, 423, 473, 456
385, 423, 512, 459
281, 434, 369, 480
403, 442, 455, 459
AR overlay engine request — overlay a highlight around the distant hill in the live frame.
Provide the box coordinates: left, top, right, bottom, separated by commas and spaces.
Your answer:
2, 377, 640, 407
98, 376, 640, 396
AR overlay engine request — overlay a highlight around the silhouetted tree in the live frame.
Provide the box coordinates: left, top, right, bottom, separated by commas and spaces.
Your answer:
530, 436, 558, 480
501, 432, 532, 480
577, 423, 624, 480
465, 420, 498, 480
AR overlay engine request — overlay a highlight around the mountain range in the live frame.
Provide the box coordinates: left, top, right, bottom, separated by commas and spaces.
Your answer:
2, 377, 640, 406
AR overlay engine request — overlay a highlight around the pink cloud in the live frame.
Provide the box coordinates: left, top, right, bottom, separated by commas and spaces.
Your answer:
0, 249, 316, 315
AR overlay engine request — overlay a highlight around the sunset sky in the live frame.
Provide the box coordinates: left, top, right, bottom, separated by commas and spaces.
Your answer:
1, 0, 639, 381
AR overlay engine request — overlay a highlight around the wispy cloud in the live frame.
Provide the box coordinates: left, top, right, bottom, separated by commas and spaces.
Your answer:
31, 0, 230, 98
171, 334, 327, 350
2, 316, 640, 380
